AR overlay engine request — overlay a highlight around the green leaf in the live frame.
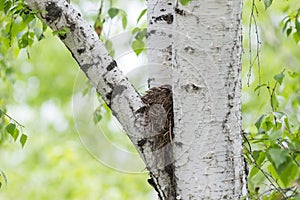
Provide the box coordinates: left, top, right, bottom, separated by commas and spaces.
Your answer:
132, 40, 145, 56
262, 120, 273, 132
279, 161, 298, 186
263, 0, 273, 10
135, 28, 147, 41
4, 0, 12, 14
12, 129, 19, 141
0, 110, 2, 118
295, 17, 300, 36
108, 8, 119, 19
271, 95, 279, 111
255, 115, 265, 130
284, 117, 291, 131
288, 71, 298, 78
0, 169, 7, 188
273, 72, 285, 85
6, 123, 16, 134
93, 108, 102, 124
286, 27, 292, 37
179, 0, 192, 6
137, 9, 147, 23
282, 18, 290, 33
266, 148, 289, 174
293, 32, 300, 43
254, 84, 267, 92
132, 27, 140, 35
122, 15, 127, 30
20, 134, 27, 148
105, 39, 114, 57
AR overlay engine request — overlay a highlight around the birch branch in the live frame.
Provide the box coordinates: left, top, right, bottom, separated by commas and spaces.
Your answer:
25, 0, 145, 149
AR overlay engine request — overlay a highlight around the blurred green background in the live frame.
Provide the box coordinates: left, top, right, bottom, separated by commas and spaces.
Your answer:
0, 0, 300, 199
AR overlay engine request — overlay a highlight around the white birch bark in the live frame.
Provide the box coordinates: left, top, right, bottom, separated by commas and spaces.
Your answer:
147, 0, 173, 88
172, 0, 247, 199
146, 1, 176, 199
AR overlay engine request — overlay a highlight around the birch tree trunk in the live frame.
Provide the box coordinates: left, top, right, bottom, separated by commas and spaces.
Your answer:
172, 0, 247, 199
24, 0, 247, 199
147, 0, 173, 87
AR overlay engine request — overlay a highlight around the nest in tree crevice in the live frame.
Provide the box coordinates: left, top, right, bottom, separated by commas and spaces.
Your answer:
141, 84, 174, 150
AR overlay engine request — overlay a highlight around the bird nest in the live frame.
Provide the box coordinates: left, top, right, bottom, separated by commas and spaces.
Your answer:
141, 85, 174, 150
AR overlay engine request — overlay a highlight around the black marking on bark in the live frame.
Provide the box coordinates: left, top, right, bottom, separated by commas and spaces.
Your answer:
175, 141, 183, 148
107, 60, 117, 71
45, 2, 62, 23
160, 9, 166, 12
65, 16, 76, 32
153, 14, 173, 24
184, 46, 195, 54
147, 177, 164, 200
81, 30, 86, 38
89, 44, 95, 50
81, 64, 91, 72
182, 83, 202, 92
137, 138, 147, 147
77, 48, 86, 54
78, 12, 81, 17
103, 78, 114, 89
111, 85, 127, 99
106, 92, 112, 103
135, 106, 147, 114
175, 7, 185, 16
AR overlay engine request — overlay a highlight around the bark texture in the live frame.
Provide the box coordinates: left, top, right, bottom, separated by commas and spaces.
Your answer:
172, 0, 246, 199
146, 1, 176, 199
147, 0, 173, 88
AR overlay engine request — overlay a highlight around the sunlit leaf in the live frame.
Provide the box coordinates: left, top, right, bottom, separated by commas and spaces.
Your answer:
255, 115, 265, 130
179, 0, 192, 6
293, 32, 300, 43
108, 8, 119, 19
122, 15, 127, 29
295, 17, 300, 36
288, 71, 298, 78
20, 134, 27, 148
273, 72, 285, 85
93, 108, 102, 124
137, 9, 147, 23
263, 0, 273, 10
254, 84, 267, 92
271, 95, 279, 111
6, 123, 16, 134
266, 148, 289, 173
132, 40, 145, 56
12, 128, 19, 141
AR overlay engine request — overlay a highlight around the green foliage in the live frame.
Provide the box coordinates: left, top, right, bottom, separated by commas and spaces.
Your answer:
131, 27, 146, 56
137, 8, 147, 24
0, 169, 7, 189
179, 0, 192, 6
281, 9, 300, 43
52, 27, 70, 38
263, 0, 273, 10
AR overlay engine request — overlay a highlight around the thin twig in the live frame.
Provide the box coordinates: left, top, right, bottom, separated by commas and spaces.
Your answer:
0, 110, 25, 128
